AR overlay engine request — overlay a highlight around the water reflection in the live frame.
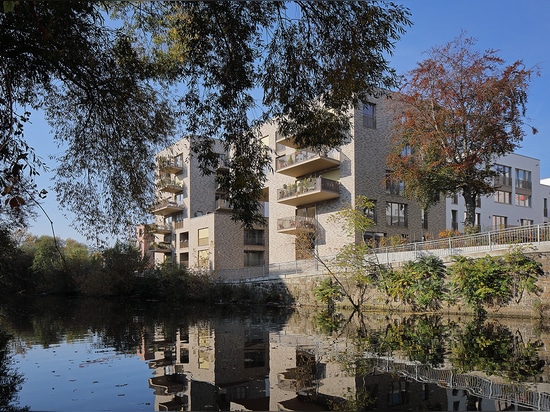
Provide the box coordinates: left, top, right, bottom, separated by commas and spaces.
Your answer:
2, 297, 550, 411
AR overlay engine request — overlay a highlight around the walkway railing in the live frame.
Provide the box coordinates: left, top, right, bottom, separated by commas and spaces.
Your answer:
217, 222, 550, 283
368, 356, 550, 410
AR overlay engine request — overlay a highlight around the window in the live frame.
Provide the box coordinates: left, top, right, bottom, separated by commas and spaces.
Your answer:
179, 232, 189, 248
244, 229, 265, 245
493, 215, 507, 229
197, 250, 209, 269
451, 210, 458, 231
244, 251, 264, 267
476, 196, 481, 208
386, 202, 407, 227
198, 227, 209, 246
364, 201, 377, 223
385, 171, 405, 196
421, 209, 428, 230
494, 164, 512, 186
362, 102, 376, 129
494, 190, 511, 204
475, 213, 481, 228
545, 198, 548, 218
520, 219, 534, 226
451, 194, 459, 205
515, 193, 532, 207
401, 145, 412, 157
516, 168, 532, 190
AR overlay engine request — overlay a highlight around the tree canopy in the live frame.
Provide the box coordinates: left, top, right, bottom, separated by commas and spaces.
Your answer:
386, 33, 538, 229
0, 1, 411, 239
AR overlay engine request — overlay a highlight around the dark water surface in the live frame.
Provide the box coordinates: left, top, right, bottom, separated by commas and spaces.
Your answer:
2, 296, 550, 411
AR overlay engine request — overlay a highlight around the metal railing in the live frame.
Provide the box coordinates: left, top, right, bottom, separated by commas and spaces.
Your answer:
368, 356, 550, 411
217, 222, 550, 283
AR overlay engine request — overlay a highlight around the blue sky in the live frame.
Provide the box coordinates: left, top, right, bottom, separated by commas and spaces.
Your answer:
26, 0, 550, 244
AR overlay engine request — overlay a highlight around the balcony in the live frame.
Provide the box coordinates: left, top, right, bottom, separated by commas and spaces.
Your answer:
277, 177, 340, 207
152, 199, 184, 216
158, 157, 184, 174
277, 216, 316, 234
276, 132, 299, 149
149, 241, 172, 253
159, 179, 184, 193
216, 198, 232, 211
276, 149, 339, 177
148, 223, 172, 234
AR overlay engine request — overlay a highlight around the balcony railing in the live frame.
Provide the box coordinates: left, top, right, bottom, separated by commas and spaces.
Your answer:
148, 223, 172, 234
216, 198, 232, 210
149, 241, 172, 252
277, 216, 317, 234
275, 149, 340, 177
494, 175, 512, 187
152, 199, 184, 216
158, 179, 184, 193
277, 177, 339, 207
158, 157, 184, 174
516, 179, 532, 190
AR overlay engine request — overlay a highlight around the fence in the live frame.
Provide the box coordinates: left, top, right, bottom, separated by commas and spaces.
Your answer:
217, 222, 550, 283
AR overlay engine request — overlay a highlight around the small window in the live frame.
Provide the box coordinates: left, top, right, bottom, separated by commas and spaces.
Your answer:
362, 102, 376, 129
492, 215, 507, 229
421, 209, 428, 230
244, 229, 265, 246
364, 201, 377, 224
244, 251, 264, 267
520, 219, 533, 226
198, 227, 209, 246
515, 193, 532, 207
197, 250, 209, 269
494, 190, 511, 204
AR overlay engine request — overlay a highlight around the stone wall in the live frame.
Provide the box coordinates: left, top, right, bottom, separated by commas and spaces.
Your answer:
253, 249, 550, 318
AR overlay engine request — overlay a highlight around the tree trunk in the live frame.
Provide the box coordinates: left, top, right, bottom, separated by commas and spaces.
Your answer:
462, 188, 477, 232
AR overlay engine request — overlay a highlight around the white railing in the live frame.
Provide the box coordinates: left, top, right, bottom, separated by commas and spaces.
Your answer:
216, 223, 550, 283
368, 356, 550, 410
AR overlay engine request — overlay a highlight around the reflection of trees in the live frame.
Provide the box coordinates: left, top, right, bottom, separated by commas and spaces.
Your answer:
381, 315, 452, 368
450, 319, 545, 381
0, 329, 29, 412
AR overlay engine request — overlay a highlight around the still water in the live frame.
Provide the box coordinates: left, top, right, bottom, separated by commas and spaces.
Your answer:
2, 296, 550, 411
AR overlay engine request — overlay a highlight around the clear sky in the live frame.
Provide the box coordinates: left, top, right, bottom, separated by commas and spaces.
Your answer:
26, 0, 550, 245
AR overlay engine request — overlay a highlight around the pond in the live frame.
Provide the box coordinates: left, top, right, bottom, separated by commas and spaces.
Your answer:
1, 296, 550, 411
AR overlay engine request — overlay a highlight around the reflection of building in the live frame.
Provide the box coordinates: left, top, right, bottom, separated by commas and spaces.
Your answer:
139, 318, 270, 411
136, 313, 550, 411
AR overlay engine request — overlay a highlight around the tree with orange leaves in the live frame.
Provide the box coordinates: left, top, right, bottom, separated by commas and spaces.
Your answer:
387, 33, 539, 231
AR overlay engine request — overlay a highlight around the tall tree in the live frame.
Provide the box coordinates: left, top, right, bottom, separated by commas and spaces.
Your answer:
0, 1, 411, 238
387, 34, 538, 230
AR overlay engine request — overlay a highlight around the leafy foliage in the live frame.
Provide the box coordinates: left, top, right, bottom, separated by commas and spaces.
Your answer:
382, 255, 448, 311
450, 319, 544, 381
1, 1, 411, 236
387, 33, 539, 228
449, 248, 543, 315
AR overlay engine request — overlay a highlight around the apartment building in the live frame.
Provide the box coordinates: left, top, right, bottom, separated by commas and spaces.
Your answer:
145, 139, 268, 273
447, 153, 550, 232
142, 95, 548, 275
263, 94, 446, 266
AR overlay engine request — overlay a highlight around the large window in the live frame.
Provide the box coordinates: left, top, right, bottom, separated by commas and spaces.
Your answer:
451, 210, 458, 231
385, 171, 405, 196
244, 251, 264, 267
494, 164, 512, 186
516, 168, 532, 190
244, 229, 265, 245
362, 102, 376, 129
515, 193, 532, 207
386, 202, 407, 227
198, 227, 209, 246
494, 190, 511, 204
